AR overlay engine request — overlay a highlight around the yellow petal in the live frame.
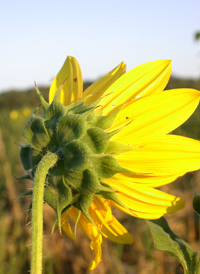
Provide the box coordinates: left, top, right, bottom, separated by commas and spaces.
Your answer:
100, 60, 172, 115
61, 212, 76, 240
49, 56, 83, 105
90, 196, 133, 244
111, 200, 183, 220
67, 207, 102, 270
103, 172, 181, 188
108, 180, 183, 208
116, 135, 200, 175
110, 89, 200, 146
108, 183, 185, 219
83, 61, 126, 105
89, 233, 103, 270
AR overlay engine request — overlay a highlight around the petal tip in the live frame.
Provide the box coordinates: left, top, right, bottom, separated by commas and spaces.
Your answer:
167, 197, 185, 214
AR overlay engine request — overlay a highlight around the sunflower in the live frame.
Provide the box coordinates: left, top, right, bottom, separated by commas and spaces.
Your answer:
22, 56, 200, 270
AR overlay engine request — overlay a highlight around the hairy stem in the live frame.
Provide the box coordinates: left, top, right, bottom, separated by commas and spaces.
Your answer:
31, 151, 58, 274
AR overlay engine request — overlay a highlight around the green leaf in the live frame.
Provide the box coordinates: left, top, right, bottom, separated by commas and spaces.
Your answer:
146, 217, 200, 274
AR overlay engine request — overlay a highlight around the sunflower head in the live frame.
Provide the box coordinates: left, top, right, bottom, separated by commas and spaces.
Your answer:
20, 56, 200, 270
20, 78, 131, 228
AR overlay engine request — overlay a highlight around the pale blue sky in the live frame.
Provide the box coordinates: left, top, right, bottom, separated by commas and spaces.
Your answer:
0, 0, 200, 92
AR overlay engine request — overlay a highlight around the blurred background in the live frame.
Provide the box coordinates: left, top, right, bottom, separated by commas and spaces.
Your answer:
1, 1, 200, 273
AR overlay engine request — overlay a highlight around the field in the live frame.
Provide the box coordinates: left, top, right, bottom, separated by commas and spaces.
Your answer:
0, 78, 200, 274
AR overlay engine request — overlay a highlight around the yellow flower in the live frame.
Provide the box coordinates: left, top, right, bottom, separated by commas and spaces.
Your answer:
49, 56, 200, 270
10, 110, 19, 120
23, 108, 31, 117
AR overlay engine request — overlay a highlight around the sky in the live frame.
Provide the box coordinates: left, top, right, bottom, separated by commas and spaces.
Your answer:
0, 0, 200, 93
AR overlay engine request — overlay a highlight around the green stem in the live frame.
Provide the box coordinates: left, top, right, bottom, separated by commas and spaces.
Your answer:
31, 151, 58, 274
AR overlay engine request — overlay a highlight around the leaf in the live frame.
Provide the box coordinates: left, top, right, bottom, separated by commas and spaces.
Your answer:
146, 217, 200, 274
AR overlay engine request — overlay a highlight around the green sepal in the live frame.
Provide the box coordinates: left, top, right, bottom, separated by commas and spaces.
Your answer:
91, 107, 121, 130
25, 201, 32, 222
105, 141, 134, 155
16, 174, 32, 180
93, 155, 130, 178
51, 216, 58, 235
43, 86, 67, 139
22, 114, 50, 150
85, 111, 96, 123
65, 97, 85, 111
51, 204, 72, 235
70, 97, 102, 115
80, 169, 115, 194
66, 93, 102, 113
34, 83, 49, 111
45, 175, 72, 233
97, 187, 126, 209
14, 190, 33, 200
64, 170, 83, 190
65, 168, 115, 195
83, 127, 110, 154
73, 194, 97, 228
56, 114, 87, 145
74, 210, 81, 237
66, 93, 100, 112
64, 140, 92, 171
20, 145, 32, 170
20, 145, 42, 170
146, 217, 200, 274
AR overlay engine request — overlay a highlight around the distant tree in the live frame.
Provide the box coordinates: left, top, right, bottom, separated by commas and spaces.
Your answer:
195, 31, 200, 41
